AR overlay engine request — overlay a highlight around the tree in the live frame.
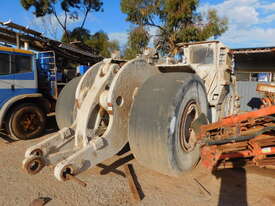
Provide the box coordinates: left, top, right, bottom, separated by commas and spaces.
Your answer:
61, 27, 91, 42
124, 26, 150, 59
21, 0, 103, 41
121, 0, 228, 54
85, 31, 120, 57
61, 29, 119, 57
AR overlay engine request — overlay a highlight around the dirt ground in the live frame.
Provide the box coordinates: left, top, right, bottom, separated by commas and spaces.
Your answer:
0, 132, 275, 206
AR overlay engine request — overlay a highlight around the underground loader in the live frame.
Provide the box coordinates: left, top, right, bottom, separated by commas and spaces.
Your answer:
22, 41, 239, 181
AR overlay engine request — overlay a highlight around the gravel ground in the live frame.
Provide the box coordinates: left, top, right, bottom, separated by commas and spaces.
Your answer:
0, 133, 274, 206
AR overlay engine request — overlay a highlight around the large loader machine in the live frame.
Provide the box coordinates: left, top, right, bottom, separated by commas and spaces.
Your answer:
22, 41, 240, 181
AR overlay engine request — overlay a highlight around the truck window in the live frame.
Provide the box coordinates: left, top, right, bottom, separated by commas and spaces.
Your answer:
0, 53, 10, 75
190, 46, 214, 64
12, 55, 32, 73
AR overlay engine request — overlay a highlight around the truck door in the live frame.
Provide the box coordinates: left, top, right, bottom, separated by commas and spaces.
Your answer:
0, 52, 14, 107
11, 53, 37, 95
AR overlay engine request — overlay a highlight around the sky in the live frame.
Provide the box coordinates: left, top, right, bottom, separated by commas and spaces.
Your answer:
1, 0, 275, 49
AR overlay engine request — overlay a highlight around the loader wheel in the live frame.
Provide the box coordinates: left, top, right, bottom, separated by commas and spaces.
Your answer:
55, 77, 81, 129
128, 73, 209, 176
6, 103, 46, 140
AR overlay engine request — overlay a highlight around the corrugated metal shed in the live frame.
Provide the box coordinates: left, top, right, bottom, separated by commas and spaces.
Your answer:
231, 47, 275, 72
232, 46, 275, 111
237, 81, 263, 111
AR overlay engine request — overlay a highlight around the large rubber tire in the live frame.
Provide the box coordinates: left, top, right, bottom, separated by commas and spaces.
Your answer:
55, 77, 81, 129
6, 103, 46, 140
128, 73, 209, 176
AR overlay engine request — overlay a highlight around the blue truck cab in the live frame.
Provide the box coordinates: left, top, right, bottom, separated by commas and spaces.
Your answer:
0, 46, 55, 140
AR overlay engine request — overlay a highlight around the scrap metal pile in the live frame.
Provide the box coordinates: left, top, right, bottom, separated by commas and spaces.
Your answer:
200, 83, 275, 170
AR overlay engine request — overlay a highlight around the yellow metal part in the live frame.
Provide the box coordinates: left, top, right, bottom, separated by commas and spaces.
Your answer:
0, 46, 34, 55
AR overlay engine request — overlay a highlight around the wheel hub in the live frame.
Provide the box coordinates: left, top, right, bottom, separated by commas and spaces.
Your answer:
179, 100, 199, 152
20, 112, 40, 133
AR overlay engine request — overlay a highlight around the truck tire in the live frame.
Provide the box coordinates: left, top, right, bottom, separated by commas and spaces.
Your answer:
6, 103, 46, 140
55, 77, 81, 129
128, 73, 209, 176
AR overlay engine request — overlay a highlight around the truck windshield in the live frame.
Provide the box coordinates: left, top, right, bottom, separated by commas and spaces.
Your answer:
190, 46, 214, 64
0, 53, 10, 75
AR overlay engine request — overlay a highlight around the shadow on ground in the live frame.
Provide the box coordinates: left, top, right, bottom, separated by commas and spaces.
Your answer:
213, 164, 248, 206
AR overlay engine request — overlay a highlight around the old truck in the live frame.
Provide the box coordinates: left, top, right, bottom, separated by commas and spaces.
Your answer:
23, 41, 241, 180
0, 21, 103, 140
0, 46, 58, 140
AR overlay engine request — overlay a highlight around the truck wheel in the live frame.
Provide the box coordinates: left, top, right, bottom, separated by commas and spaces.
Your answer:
55, 77, 81, 129
6, 103, 46, 140
128, 73, 209, 176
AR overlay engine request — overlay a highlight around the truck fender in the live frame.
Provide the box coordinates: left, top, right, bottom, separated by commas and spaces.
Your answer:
0, 93, 43, 127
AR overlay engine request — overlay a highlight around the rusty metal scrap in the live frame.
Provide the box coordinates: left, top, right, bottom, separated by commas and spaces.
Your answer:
200, 84, 275, 170
257, 83, 275, 107
66, 174, 87, 187
200, 107, 275, 170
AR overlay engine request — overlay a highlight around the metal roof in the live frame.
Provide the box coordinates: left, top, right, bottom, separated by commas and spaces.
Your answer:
231, 46, 275, 54
0, 21, 103, 65
233, 46, 275, 72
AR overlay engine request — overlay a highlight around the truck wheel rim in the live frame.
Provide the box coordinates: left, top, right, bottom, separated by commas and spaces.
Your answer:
19, 112, 40, 133
179, 100, 199, 152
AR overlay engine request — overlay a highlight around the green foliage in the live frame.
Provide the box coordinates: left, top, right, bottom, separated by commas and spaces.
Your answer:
61, 27, 91, 42
85, 31, 120, 57
21, 0, 103, 17
21, 0, 55, 17
123, 47, 138, 60
61, 28, 120, 58
124, 26, 150, 59
21, 0, 103, 41
121, 0, 228, 53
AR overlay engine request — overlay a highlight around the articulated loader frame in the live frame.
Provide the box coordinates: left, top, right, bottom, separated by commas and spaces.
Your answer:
22, 41, 246, 182
23, 58, 159, 181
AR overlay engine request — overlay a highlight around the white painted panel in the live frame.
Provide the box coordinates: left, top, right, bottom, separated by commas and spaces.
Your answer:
14, 80, 36, 89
